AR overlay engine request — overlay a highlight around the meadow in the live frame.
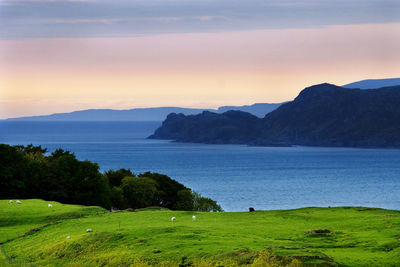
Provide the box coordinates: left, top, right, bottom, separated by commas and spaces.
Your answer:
0, 199, 399, 266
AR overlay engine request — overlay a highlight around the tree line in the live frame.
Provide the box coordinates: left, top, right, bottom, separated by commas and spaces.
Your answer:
0, 144, 222, 212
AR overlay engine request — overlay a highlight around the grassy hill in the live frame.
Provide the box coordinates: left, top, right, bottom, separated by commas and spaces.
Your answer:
1, 200, 399, 266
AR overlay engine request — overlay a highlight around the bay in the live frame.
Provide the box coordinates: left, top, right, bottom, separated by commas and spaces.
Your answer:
1, 121, 399, 211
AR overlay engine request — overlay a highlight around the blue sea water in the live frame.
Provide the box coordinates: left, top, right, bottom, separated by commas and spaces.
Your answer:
1, 121, 400, 212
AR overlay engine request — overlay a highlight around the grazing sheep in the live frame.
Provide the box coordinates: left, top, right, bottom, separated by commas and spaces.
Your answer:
16, 200, 22, 204
9, 200, 13, 204
86, 228, 93, 233
192, 215, 196, 221
171, 217, 176, 222
66, 236, 71, 239
48, 204, 53, 207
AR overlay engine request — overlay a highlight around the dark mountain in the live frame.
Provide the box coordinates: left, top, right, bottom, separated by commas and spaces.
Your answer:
149, 83, 400, 148
343, 78, 400, 89
149, 111, 260, 144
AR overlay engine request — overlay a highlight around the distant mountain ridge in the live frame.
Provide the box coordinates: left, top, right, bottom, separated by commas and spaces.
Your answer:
149, 83, 400, 148
5, 103, 283, 121
343, 78, 400, 89
217, 103, 283, 118
6, 78, 399, 121
6, 107, 213, 122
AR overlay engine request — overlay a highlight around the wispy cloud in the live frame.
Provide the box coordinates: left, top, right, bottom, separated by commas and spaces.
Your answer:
0, 0, 399, 39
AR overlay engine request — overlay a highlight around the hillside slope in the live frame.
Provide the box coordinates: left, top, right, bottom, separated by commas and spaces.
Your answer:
1, 200, 399, 266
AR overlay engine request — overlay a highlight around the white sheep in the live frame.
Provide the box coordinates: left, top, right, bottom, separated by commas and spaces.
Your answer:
16, 200, 21, 204
66, 236, 71, 239
48, 204, 53, 208
171, 217, 176, 222
192, 215, 196, 221
9, 200, 13, 204
86, 228, 93, 232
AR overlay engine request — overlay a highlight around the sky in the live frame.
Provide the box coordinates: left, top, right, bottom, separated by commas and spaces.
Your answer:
1, 0, 400, 118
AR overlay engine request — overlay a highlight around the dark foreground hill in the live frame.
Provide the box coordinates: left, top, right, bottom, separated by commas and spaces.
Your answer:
149, 83, 400, 148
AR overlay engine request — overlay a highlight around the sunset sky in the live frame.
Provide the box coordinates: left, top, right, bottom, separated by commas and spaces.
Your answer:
1, 0, 399, 119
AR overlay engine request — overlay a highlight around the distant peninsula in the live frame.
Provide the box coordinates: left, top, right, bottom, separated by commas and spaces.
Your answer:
5, 104, 282, 122
149, 83, 400, 148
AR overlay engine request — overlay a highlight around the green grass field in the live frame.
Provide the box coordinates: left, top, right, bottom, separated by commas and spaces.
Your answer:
0, 199, 399, 266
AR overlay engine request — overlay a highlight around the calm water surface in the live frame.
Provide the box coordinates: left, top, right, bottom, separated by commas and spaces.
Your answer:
1, 121, 399, 211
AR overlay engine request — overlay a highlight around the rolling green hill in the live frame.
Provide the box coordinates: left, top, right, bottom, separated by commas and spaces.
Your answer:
1, 199, 399, 266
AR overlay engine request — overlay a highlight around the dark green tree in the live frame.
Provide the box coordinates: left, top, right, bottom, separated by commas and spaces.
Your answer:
193, 191, 223, 212
173, 189, 194, 211
121, 176, 159, 209
44, 151, 79, 202
138, 172, 186, 208
73, 160, 111, 209
16, 144, 47, 155
0, 144, 28, 198
110, 186, 125, 209
105, 168, 134, 187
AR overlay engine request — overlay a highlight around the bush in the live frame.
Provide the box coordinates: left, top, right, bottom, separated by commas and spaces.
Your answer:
173, 189, 194, 210
121, 176, 159, 209
105, 168, 134, 187
138, 172, 187, 209
110, 186, 124, 209
193, 191, 223, 212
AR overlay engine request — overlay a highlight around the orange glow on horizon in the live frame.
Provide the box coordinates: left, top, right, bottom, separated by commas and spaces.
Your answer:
1, 23, 399, 118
